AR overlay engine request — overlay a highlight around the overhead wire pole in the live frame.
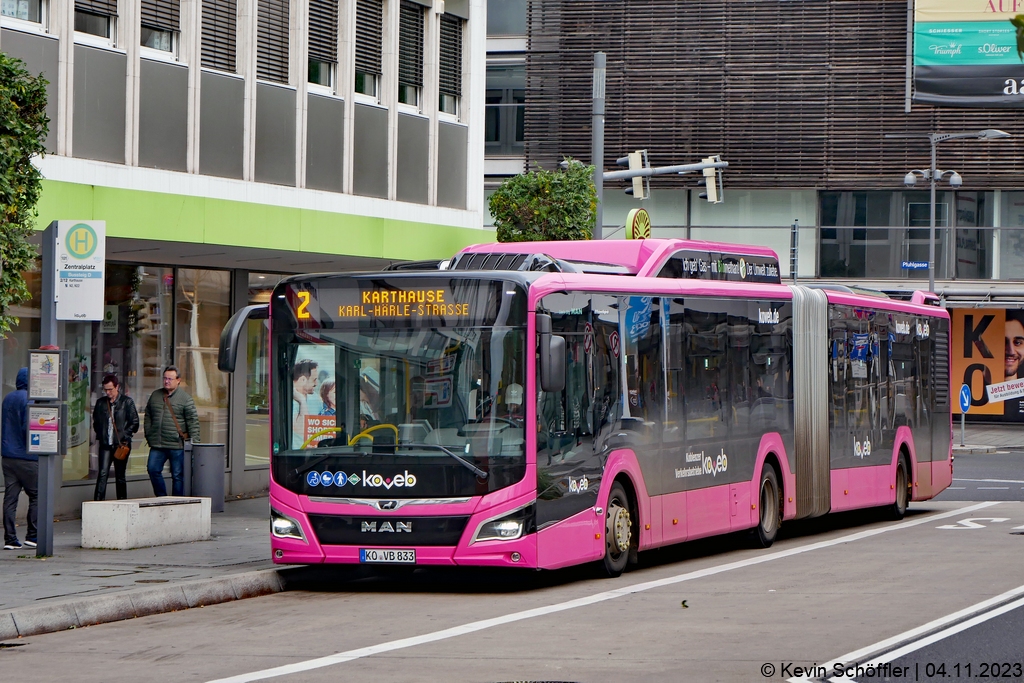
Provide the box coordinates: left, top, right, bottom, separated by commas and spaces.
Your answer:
592, 52, 606, 239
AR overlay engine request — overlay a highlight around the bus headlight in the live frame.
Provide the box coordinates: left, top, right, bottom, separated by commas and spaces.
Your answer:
472, 504, 535, 543
271, 509, 307, 542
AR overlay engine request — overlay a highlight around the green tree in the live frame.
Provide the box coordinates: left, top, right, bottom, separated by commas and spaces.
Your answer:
1013, 15, 1024, 61
489, 158, 596, 242
0, 53, 48, 337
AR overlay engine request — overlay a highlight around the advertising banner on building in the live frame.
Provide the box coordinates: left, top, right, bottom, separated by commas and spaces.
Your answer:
951, 307, 1024, 421
913, 1, 1024, 107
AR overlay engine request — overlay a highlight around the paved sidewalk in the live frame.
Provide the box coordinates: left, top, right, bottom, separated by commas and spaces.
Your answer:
0, 495, 282, 641
952, 422, 1024, 454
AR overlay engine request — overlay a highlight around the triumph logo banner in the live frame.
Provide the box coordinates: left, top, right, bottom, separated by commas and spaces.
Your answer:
913, 0, 1024, 107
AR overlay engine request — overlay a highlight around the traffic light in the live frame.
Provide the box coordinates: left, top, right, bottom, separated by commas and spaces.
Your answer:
698, 155, 723, 204
617, 150, 649, 200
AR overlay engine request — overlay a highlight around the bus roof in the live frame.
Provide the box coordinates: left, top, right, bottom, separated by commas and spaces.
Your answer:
456, 238, 779, 277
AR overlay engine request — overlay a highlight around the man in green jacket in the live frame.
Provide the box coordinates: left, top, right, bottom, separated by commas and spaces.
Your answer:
144, 365, 201, 496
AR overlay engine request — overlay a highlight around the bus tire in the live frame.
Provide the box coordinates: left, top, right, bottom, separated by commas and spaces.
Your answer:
891, 457, 910, 520
603, 482, 633, 577
755, 466, 782, 548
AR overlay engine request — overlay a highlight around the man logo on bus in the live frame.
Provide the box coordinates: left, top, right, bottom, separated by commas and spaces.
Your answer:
854, 437, 871, 459
703, 449, 728, 477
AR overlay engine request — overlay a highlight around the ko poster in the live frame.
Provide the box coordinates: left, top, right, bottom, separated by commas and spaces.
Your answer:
951, 307, 1024, 421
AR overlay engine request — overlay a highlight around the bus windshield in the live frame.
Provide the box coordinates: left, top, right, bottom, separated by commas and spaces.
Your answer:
270, 276, 528, 498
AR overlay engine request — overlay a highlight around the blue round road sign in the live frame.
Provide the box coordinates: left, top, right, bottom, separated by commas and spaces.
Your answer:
959, 384, 972, 413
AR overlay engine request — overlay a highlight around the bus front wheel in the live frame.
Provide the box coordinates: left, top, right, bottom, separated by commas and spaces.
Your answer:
603, 482, 633, 577
755, 466, 782, 548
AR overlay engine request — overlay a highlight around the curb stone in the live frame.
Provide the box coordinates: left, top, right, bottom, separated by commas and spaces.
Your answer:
0, 568, 284, 642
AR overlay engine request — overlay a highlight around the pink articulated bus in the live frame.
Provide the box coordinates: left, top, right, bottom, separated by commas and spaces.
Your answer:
218, 238, 952, 577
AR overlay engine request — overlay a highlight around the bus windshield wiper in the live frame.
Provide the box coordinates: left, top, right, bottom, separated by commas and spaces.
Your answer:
397, 443, 488, 480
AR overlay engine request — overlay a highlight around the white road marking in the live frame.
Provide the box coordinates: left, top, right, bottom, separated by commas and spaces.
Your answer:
801, 587, 1024, 683
207, 501, 998, 683
977, 486, 1010, 490
954, 477, 1024, 484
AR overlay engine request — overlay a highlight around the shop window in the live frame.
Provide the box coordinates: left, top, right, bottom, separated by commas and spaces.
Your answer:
61, 265, 174, 484
245, 272, 283, 467
175, 269, 231, 453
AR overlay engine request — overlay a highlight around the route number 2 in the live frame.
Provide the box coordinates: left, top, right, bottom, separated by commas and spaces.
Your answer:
297, 291, 311, 319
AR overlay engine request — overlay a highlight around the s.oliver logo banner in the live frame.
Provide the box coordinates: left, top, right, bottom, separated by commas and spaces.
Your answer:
914, 0, 1024, 107
951, 308, 1024, 420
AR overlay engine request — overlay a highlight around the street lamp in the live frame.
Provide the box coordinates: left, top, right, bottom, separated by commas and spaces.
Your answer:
888, 129, 1011, 294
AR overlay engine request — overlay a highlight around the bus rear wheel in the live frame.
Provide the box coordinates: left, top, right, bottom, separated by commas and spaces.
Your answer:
891, 458, 910, 520
755, 466, 782, 548
602, 482, 633, 577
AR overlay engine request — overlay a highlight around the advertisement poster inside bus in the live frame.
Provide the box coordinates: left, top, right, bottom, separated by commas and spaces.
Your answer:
291, 344, 337, 449
951, 307, 1024, 421
913, 0, 1024, 107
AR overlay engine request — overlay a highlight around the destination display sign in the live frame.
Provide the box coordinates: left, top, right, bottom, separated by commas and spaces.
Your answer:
336, 287, 470, 320
275, 278, 527, 329
658, 250, 782, 284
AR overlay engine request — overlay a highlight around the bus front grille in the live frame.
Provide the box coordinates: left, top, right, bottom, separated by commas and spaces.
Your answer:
307, 514, 470, 546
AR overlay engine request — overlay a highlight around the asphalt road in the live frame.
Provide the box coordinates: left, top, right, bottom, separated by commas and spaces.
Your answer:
1, 499, 1022, 683
3, 456, 1024, 683
936, 450, 1024, 501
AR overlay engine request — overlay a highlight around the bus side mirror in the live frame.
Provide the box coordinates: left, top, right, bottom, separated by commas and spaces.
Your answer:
537, 313, 566, 393
218, 304, 269, 372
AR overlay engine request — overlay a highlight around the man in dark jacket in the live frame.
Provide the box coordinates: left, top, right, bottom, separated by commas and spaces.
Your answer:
92, 374, 140, 500
144, 365, 200, 496
2, 368, 37, 549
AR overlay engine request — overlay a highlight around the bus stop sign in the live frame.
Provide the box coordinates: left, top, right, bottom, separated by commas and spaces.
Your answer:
959, 384, 972, 414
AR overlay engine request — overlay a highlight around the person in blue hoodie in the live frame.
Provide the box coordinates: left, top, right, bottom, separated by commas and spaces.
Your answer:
2, 368, 37, 550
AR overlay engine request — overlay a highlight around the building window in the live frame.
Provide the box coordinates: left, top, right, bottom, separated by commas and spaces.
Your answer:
257, 0, 289, 83
439, 13, 462, 115
308, 0, 338, 87
486, 0, 525, 36
398, 1, 423, 106
308, 59, 333, 87
1, 0, 43, 23
141, 0, 179, 53
75, 10, 111, 38
246, 273, 284, 467
355, 0, 382, 99
486, 63, 524, 155
202, 0, 237, 73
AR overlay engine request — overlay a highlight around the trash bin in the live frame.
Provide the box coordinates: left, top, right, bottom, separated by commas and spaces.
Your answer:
191, 443, 226, 512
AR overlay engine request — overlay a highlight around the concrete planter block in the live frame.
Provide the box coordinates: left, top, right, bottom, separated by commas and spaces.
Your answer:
81, 497, 211, 549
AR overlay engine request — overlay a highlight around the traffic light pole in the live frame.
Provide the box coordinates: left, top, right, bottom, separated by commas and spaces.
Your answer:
592, 52, 606, 240
603, 158, 728, 182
